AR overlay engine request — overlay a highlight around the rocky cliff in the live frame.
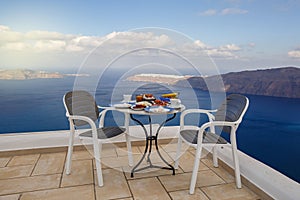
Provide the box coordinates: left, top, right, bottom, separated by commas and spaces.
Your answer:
0, 69, 64, 80
176, 67, 300, 98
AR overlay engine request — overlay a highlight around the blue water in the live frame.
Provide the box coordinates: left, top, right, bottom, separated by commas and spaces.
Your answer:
0, 77, 299, 183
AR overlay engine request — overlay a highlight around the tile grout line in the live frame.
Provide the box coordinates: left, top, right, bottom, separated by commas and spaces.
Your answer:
122, 170, 134, 200
29, 153, 41, 177
198, 185, 212, 200
4, 156, 13, 167
92, 158, 97, 200
59, 152, 68, 188
156, 175, 173, 200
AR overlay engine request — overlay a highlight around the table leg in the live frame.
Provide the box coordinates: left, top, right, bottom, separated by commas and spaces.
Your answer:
155, 113, 176, 175
125, 113, 133, 166
130, 113, 176, 177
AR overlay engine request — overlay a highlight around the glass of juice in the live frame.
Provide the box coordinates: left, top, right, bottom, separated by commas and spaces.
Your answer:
136, 94, 143, 102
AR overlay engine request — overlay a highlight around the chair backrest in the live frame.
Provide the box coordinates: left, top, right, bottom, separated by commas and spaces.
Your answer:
214, 94, 249, 134
63, 90, 99, 126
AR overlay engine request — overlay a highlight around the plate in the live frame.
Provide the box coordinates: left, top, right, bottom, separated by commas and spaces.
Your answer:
144, 106, 174, 113
121, 100, 136, 104
130, 105, 146, 111
114, 103, 131, 109
169, 104, 184, 109
136, 101, 152, 107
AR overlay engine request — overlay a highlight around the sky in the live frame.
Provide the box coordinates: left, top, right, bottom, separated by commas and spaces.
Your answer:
0, 0, 300, 74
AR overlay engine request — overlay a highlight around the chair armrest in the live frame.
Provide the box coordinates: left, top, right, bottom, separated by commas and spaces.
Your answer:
193, 121, 238, 144
97, 105, 126, 127
199, 121, 237, 130
180, 109, 217, 130
68, 115, 98, 136
98, 105, 115, 110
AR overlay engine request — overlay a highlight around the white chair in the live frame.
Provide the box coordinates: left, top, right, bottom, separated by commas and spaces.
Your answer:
63, 90, 133, 186
175, 94, 249, 194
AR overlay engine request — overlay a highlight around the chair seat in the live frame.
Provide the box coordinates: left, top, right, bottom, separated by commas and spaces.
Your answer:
180, 129, 227, 145
79, 127, 126, 139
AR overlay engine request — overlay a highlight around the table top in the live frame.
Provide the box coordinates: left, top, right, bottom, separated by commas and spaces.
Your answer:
113, 104, 185, 115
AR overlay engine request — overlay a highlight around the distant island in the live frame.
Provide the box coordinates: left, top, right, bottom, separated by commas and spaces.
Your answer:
127, 67, 300, 98
126, 73, 192, 85
0, 69, 89, 80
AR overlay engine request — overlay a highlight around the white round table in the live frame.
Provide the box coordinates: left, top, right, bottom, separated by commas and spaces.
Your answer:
115, 105, 185, 177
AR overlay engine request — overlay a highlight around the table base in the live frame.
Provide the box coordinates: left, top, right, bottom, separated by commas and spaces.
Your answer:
130, 114, 176, 177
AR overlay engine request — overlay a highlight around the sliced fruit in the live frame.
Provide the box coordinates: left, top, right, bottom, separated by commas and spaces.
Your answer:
161, 92, 178, 98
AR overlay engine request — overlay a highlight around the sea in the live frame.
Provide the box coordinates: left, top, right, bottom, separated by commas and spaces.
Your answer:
0, 76, 300, 183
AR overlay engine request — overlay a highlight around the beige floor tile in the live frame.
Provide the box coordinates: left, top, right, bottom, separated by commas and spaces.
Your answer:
202, 183, 260, 200
188, 148, 210, 158
61, 159, 93, 187
134, 145, 175, 168
116, 146, 141, 157
0, 174, 60, 196
210, 166, 235, 183
128, 177, 171, 200
167, 151, 209, 172
101, 155, 140, 169
101, 144, 118, 158
0, 145, 263, 200
169, 188, 209, 200
142, 148, 174, 164
122, 148, 184, 178
159, 170, 225, 192
124, 163, 182, 179
95, 168, 131, 200
32, 152, 66, 175
0, 157, 11, 168
0, 194, 20, 200
158, 172, 192, 191
137, 145, 146, 153
201, 158, 234, 183
84, 144, 119, 159
7, 154, 39, 166
160, 142, 190, 153
20, 185, 94, 200
195, 170, 226, 187
0, 165, 34, 179
71, 150, 93, 160
201, 158, 215, 168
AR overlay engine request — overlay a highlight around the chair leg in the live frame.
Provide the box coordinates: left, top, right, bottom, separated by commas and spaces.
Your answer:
174, 136, 182, 169
232, 145, 241, 188
66, 126, 75, 175
231, 131, 242, 188
93, 140, 103, 187
125, 113, 133, 166
189, 145, 202, 194
213, 146, 218, 167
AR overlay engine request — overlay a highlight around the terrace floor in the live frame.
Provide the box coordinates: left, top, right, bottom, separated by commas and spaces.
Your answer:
0, 141, 263, 200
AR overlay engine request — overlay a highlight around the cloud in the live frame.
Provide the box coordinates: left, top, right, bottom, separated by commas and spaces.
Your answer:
3, 42, 29, 51
194, 40, 207, 48
206, 48, 237, 58
198, 9, 217, 16
220, 8, 248, 15
0, 25, 10, 31
0, 26, 98, 52
199, 8, 248, 16
0, 24, 242, 70
0, 27, 23, 43
220, 44, 241, 51
25, 30, 67, 40
34, 40, 66, 51
0, 25, 239, 58
248, 42, 255, 47
288, 50, 300, 58
183, 39, 240, 59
